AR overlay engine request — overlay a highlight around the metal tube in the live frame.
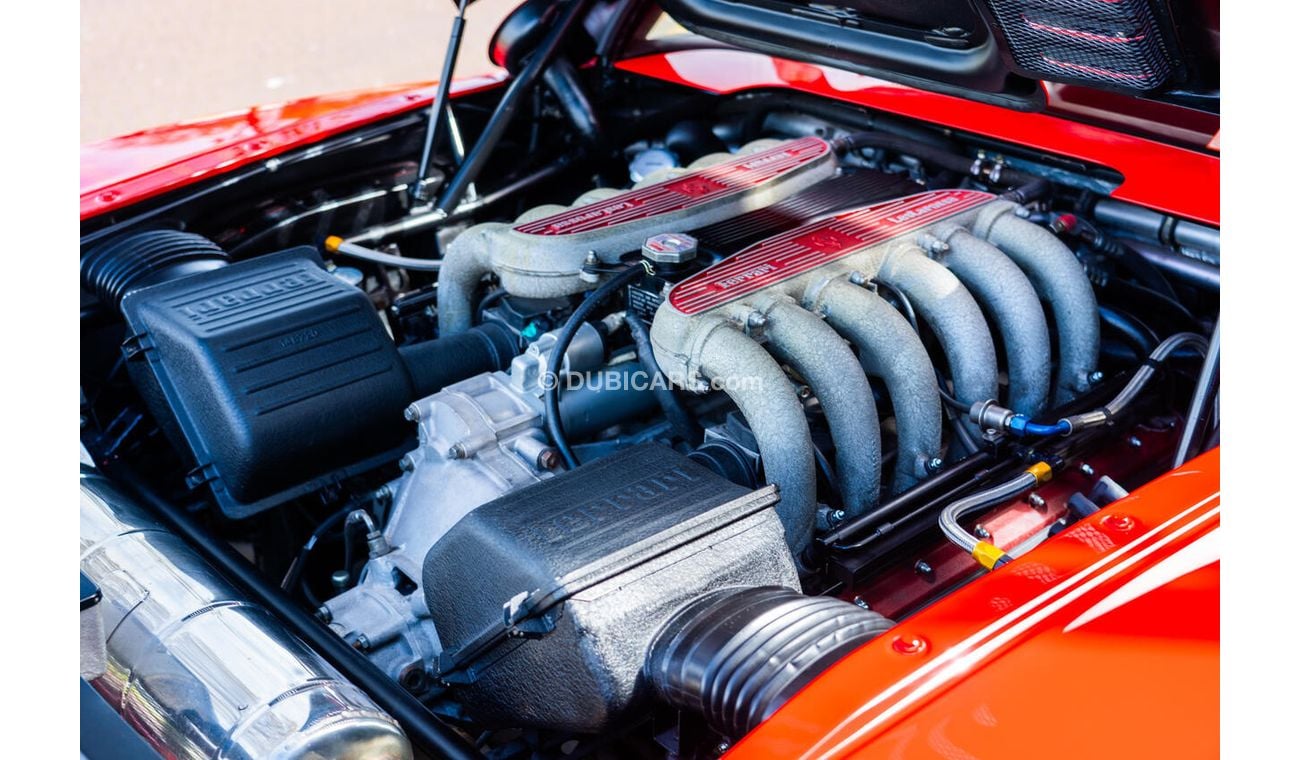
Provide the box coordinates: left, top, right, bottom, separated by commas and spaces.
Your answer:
975, 203, 1101, 405
1093, 198, 1221, 259
1124, 239, 1220, 291
344, 159, 574, 246
813, 279, 942, 493
435, 0, 595, 214
696, 321, 819, 559
81, 469, 415, 760
1175, 319, 1220, 466
410, 0, 470, 204
102, 463, 482, 760
751, 295, 882, 514
935, 226, 1052, 416
434, 223, 501, 333
874, 245, 998, 435
938, 470, 1039, 554
325, 235, 443, 271
820, 452, 1002, 551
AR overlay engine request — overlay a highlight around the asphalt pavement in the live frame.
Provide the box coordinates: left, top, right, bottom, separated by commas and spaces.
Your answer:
81, 0, 518, 143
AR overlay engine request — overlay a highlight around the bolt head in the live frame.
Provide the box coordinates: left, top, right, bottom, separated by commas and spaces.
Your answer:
399, 666, 428, 692
1101, 513, 1137, 532
537, 448, 562, 470
398, 454, 415, 472
914, 560, 933, 577
404, 405, 420, 422
890, 633, 930, 655
746, 311, 768, 330
1127, 436, 1143, 448
1079, 463, 1095, 477
1088, 370, 1105, 385
1028, 492, 1047, 509
852, 596, 870, 609
927, 457, 944, 474
830, 509, 846, 524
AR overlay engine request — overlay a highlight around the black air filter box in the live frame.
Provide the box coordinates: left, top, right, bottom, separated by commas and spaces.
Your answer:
424, 443, 800, 732
120, 247, 413, 517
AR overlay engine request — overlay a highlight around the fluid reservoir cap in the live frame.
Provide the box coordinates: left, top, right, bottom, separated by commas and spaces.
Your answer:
643, 233, 699, 265
330, 266, 365, 288
628, 147, 678, 184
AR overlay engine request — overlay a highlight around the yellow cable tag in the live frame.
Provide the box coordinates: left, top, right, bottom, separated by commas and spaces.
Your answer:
323, 235, 344, 253
972, 540, 1008, 571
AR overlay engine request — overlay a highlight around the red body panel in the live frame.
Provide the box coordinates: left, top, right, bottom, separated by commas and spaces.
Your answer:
731, 448, 1220, 759
614, 49, 1219, 226
79, 73, 506, 221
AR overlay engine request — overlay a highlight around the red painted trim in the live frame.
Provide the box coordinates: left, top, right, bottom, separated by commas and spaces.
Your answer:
614, 49, 1219, 226
667, 189, 992, 315
79, 73, 507, 221
513, 136, 829, 235
729, 448, 1220, 759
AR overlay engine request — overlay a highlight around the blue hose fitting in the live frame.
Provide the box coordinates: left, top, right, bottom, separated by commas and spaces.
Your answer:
1007, 415, 1073, 438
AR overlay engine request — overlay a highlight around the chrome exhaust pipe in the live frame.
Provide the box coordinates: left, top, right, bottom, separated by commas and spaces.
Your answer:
79, 468, 412, 760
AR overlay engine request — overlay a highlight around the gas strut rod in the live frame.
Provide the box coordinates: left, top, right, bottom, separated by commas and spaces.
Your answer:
410, 0, 471, 205
435, 0, 594, 216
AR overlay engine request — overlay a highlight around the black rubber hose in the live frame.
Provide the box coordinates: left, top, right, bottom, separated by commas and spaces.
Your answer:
1099, 305, 1158, 361
625, 310, 701, 446
1001, 177, 1051, 205
542, 57, 605, 152
105, 462, 482, 760
646, 586, 894, 738
82, 229, 229, 309
474, 289, 508, 323
279, 504, 354, 593
399, 322, 519, 397
544, 264, 646, 469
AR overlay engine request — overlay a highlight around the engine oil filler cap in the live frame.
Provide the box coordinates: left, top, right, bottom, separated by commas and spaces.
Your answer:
642, 233, 699, 265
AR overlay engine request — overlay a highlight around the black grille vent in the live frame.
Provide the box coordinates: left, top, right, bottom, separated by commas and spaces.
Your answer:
985, 0, 1175, 90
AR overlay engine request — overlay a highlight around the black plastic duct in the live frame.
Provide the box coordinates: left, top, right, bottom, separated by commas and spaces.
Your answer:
81, 229, 229, 308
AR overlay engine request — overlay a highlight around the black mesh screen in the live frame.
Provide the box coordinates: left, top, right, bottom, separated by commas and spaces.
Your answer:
985, 0, 1174, 90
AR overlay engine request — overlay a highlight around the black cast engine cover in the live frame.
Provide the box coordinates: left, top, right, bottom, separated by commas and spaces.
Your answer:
424, 443, 800, 732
